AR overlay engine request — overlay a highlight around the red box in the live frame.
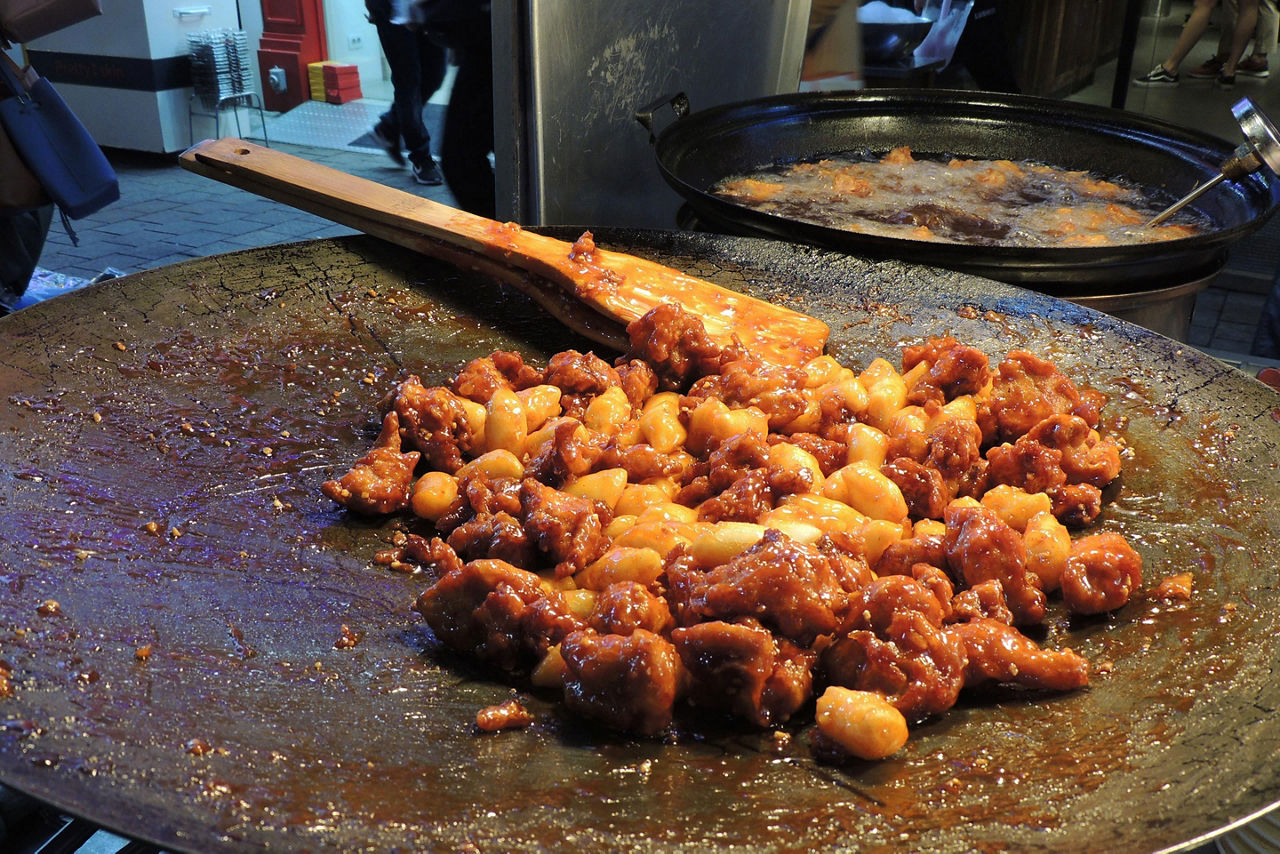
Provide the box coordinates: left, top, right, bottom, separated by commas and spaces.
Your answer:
321, 63, 361, 103
325, 84, 362, 104
322, 64, 359, 86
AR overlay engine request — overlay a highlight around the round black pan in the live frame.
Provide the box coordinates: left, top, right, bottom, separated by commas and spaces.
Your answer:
0, 230, 1277, 853
650, 89, 1280, 294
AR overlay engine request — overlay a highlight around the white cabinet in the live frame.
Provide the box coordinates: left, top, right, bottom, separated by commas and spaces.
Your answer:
24, 0, 247, 152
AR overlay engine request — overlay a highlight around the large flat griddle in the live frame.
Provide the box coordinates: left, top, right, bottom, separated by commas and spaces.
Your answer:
0, 230, 1277, 853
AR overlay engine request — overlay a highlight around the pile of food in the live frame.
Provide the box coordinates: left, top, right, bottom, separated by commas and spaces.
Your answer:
323, 302, 1148, 761
712, 145, 1206, 248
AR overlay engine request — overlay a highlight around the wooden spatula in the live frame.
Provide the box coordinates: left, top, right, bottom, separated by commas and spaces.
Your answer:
179, 138, 829, 367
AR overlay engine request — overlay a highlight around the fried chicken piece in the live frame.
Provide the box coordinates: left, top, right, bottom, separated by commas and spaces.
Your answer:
987, 415, 1113, 526
927, 418, 986, 497
1024, 414, 1122, 488
524, 418, 606, 486
986, 433, 1068, 495
560, 628, 680, 735
670, 529, 861, 646
403, 534, 465, 577
875, 535, 947, 581
1060, 532, 1143, 615
446, 511, 536, 568
475, 699, 535, 732
949, 579, 1014, 625
672, 619, 816, 727
688, 357, 808, 430
415, 555, 585, 671
544, 350, 621, 418
1048, 482, 1104, 528
988, 350, 1101, 443
434, 471, 523, 535
625, 303, 745, 390
519, 477, 610, 577
706, 431, 772, 490
902, 337, 992, 403
911, 563, 955, 623
451, 350, 544, 403
946, 617, 1089, 692
882, 457, 949, 521
717, 177, 787, 202
614, 358, 659, 408
822, 576, 967, 721
697, 468, 777, 523
830, 172, 875, 197
849, 573, 948, 631
321, 411, 420, 514
678, 431, 776, 512
382, 375, 472, 473
596, 439, 688, 482
881, 145, 915, 165
814, 534, 879, 590
589, 581, 675, 636
943, 503, 1046, 626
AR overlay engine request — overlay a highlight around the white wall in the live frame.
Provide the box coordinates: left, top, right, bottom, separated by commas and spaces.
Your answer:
25, 0, 246, 151
323, 2, 384, 92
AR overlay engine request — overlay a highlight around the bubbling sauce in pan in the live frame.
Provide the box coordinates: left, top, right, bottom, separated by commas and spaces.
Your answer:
712, 146, 1208, 247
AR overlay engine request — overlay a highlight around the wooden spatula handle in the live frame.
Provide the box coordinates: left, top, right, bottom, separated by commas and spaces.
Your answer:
182, 138, 574, 280
180, 138, 830, 367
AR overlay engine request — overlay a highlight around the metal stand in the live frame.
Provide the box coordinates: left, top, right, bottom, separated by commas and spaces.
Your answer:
188, 91, 269, 146
187, 28, 267, 146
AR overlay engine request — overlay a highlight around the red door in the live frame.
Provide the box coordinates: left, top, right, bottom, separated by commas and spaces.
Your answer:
258, 0, 328, 113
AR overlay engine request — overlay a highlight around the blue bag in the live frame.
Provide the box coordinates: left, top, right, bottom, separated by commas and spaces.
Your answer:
0, 53, 117, 220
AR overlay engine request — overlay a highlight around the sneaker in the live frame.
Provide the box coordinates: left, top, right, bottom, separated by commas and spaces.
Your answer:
1217, 72, 1237, 89
1187, 56, 1224, 78
1238, 55, 1270, 77
411, 158, 443, 186
370, 124, 406, 166
1134, 64, 1179, 86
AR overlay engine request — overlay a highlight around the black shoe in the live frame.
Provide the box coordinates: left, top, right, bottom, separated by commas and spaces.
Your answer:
1217, 72, 1237, 89
370, 125, 406, 166
1134, 64, 1179, 86
411, 158, 444, 186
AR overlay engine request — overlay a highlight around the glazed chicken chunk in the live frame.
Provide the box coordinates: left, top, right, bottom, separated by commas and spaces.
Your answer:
327, 304, 1153, 763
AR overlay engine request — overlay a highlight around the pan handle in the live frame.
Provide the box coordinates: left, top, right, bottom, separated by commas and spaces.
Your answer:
635, 92, 691, 144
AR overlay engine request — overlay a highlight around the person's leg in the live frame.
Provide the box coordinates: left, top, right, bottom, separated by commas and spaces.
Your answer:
0, 206, 53, 313
406, 33, 448, 184
1215, 0, 1241, 56
1247, 0, 1277, 63
1167, 0, 1221, 71
372, 17, 432, 166
1223, 0, 1260, 77
1138, 0, 1220, 83
417, 33, 448, 103
439, 28, 495, 218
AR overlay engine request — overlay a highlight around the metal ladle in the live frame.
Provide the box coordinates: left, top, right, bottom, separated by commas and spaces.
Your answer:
1146, 96, 1280, 226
